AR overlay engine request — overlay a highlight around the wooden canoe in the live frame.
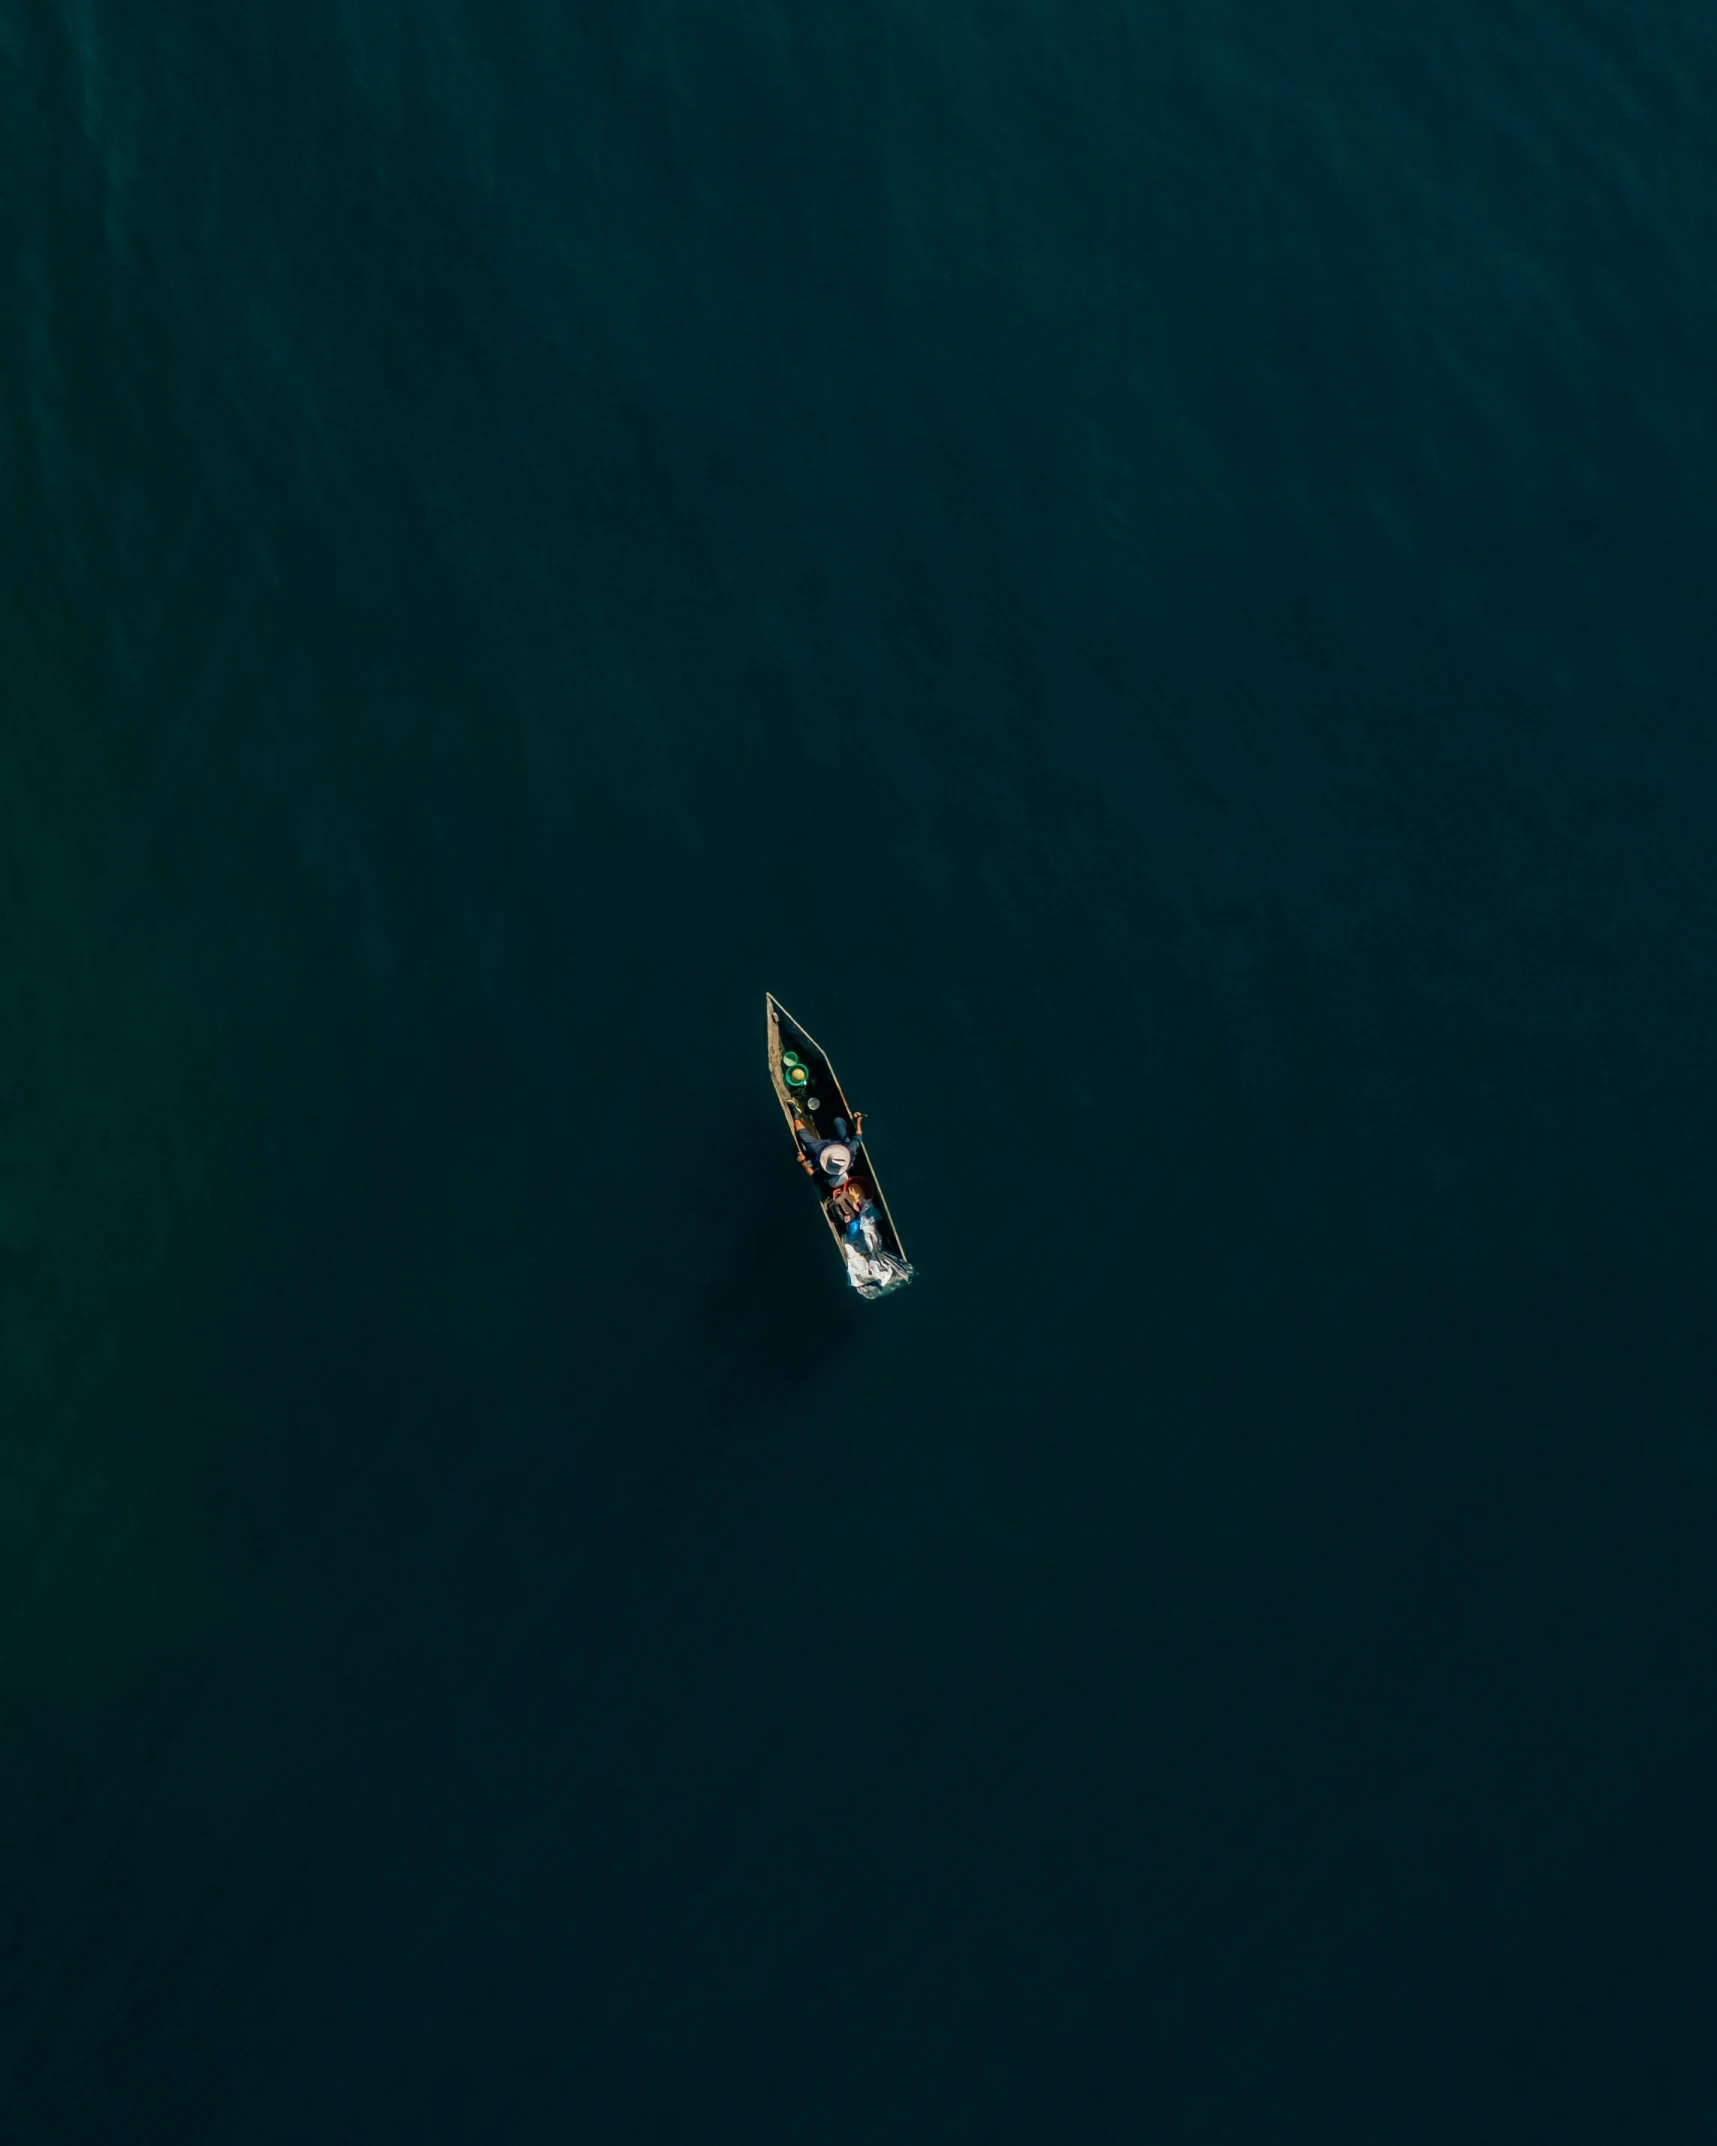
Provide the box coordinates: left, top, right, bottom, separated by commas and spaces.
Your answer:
765, 992, 914, 1299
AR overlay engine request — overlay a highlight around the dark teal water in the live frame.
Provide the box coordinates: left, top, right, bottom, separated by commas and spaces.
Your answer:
5, 4, 1716, 2139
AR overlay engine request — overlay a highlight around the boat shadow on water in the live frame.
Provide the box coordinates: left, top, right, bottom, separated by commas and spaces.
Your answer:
685, 1145, 866, 1430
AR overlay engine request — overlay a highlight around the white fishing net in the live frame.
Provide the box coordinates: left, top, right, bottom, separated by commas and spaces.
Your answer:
841, 1238, 913, 1296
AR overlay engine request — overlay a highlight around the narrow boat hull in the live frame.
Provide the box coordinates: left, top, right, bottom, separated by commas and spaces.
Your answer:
765, 992, 914, 1299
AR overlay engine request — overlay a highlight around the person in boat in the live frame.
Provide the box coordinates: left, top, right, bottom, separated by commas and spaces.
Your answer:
831, 1178, 870, 1224
797, 1111, 864, 1189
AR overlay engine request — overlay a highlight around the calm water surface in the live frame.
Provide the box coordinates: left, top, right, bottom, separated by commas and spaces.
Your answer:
4, 3, 1716, 2139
